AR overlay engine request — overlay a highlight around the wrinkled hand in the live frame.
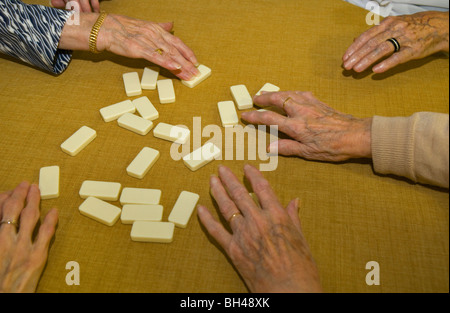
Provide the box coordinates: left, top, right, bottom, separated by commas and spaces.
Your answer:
0, 182, 58, 293
51, 0, 100, 13
97, 15, 200, 81
241, 91, 372, 162
343, 11, 449, 73
197, 165, 322, 293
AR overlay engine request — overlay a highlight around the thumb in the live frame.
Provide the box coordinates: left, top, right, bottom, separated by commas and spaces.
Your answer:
158, 22, 174, 32
286, 198, 303, 232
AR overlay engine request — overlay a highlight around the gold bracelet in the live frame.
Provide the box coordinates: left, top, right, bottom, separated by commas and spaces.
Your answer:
89, 12, 108, 54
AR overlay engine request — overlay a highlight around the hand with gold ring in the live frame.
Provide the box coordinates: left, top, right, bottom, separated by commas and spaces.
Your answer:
0, 182, 59, 293
242, 91, 372, 162
343, 11, 449, 73
59, 14, 201, 81
197, 165, 322, 293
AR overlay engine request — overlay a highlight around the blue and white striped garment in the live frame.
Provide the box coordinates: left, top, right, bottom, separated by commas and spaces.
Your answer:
0, 0, 73, 74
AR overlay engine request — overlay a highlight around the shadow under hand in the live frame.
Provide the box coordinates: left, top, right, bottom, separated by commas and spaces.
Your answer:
341, 53, 449, 80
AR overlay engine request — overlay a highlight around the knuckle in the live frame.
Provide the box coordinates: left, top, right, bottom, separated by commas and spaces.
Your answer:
3, 198, 21, 213
367, 38, 380, 48
270, 92, 283, 103
252, 179, 271, 194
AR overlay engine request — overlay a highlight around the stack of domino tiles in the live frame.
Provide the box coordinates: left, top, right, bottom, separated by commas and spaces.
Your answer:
76, 180, 200, 244
42, 64, 214, 247
123, 64, 212, 105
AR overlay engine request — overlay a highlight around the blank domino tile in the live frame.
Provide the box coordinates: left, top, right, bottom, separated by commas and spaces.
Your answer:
100, 100, 135, 122
131, 221, 175, 243
132, 96, 159, 120
39, 166, 60, 200
218, 101, 239, 127
118, 113, 154, 135
231, 84, 253, 110
157, 79, 176, 104
168, 191, 200, 228
141, 66, 160, 90
183, 142, 221, 171
255, 83, 280, 96
79, 180, 122, 201
123, 72, 142, 97
126, 147, 160, 179
153, 122, 190, 144
181, 64, 212, 88
61, 126, 97, 156
120, 187, 162, 205
79, 197, 121, 226
121, 204, 163, 224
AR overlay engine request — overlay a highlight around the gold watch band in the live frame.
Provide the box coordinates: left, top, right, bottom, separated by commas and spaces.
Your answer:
89, 12, 108, 54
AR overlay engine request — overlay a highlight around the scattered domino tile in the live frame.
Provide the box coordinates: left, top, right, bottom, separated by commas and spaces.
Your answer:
126, 147, 160, 179
131, 221, 175, 243
255, 83, 280, 96
157, 79, 176, 104
218, 101, 239, 127
181, 64, 212, 88
118, 113, 154, 136
183, 142, 221, 171
79, 180, 122, 201
123, 72, 142, 97
79, 196, 122, 227
120, 187, 162, 205
132, 96, 159, 121
39, 165, 60, 200
100, 100, 135, 122
153, 122, 190, 145
231, 84, 253, 110
121, 204, 164, 224
141, 66, 160, 90
168, 191, 200, 228
60, 126, 97, 156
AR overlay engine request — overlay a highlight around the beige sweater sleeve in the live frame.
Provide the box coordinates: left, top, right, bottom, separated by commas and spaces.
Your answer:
371, 112, 449, 188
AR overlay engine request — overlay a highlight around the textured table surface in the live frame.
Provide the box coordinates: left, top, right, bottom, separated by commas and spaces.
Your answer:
0, 0, 448, 293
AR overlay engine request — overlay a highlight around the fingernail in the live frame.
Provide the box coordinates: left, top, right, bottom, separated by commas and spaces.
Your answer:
294, 197, 300, 209
268, 142, 278, 155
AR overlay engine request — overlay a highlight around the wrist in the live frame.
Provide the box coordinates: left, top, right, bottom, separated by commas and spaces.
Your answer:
352, 117, 373, 159
339, 117, 372, 160
59, 12, 101, 51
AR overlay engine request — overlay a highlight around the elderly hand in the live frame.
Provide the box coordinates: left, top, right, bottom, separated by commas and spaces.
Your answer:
241, 91, 372, 162
59, 13, 200, 81
197, 165, 322, 293
0, 182, 58, 293
51, 0, 100, 13
343, 11, 449, 73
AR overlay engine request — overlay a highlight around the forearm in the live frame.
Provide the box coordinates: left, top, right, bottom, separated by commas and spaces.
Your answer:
371, 112, 449, 188
0, 0, 73, 74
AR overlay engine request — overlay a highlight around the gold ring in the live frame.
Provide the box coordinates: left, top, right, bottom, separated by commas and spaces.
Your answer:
283, 97, 292, 110
155, 48, 164, 55
0, 219, 19, 229
228, 212, 242, 224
